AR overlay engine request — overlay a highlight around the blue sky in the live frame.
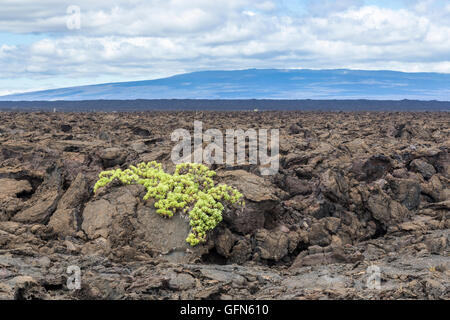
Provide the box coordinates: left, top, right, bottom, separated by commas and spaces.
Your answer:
0, 0, 449, 95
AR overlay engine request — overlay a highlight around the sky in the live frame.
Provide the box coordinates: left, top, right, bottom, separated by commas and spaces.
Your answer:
0, 0, 449, 95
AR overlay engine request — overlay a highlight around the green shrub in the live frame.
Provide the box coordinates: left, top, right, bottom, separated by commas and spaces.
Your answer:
93, 161, 243, 246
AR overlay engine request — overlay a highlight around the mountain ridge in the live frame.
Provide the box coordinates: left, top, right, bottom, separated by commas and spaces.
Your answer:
1, 68, 450, 101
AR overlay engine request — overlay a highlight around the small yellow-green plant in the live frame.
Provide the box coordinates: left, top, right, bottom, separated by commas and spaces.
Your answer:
93, 161, 243, 246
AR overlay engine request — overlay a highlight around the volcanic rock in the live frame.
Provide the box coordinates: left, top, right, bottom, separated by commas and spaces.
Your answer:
0, 111, 448, 300
410, 158, 436, 180
99, 147, 127, 168
255, 229, 289, 261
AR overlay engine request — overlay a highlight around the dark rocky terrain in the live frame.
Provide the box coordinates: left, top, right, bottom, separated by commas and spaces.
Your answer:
0, 111, 448, 300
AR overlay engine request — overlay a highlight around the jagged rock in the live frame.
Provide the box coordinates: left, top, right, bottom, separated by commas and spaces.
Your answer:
314, 142, 335, 154
424, 200, 450, 210
98, 131, 110, 141
294, 166, 315, 179
397, 215, 441, 232
290, 245, 363, 268
320, 169, 349, 204
99, 147, 127, 168
56, 140, 102, 153
8, 276, 41, 299
387, 177, 421, 210
59, 173, 89, 210
82, 199, 117, 239
308, 221, 332, 247
168, 273, 196, 290
140, 149, 168, 163
214, 227, 235, 258
285, 176, 313, 196
410, 159, 436, 179
0, 221, 25, 235
422, 175, 446, 202
344, 138, 369, 154
305, 198, 336, 219
131, 127, 151, 137
366, 188, 409, 227
48, 173, 89, 236
284, 195, 309, 212
12, 190, 59, 224
255, 229, 289, 261
336, 210, 376, 244
218, 170, 280, 202
351, 155, 392, 182
130, 141, 147, 154
224, 201, 267, 235
425, 236, 448, 254
291, 250, 343, 268
218, 170, 282, 234
229, 239, 252, 264
12, 167, 63, 224
0, 282, 14, 300
60, 124, 72, 132
324, 217, 341, 234
287, 231, 303, 253
199, 266, 246, 286
0, 179, 32, 197
393, 168, 409, 179
81, 237, 109, 256
288, 123, 302, 134
0, 179, 33, 220
281, 153, 309, 169
433, 150, 450, 177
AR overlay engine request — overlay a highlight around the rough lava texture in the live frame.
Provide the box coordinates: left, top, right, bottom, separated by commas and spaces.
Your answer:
0, 111, 449, 300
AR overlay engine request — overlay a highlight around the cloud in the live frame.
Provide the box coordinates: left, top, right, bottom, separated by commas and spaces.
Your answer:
0, 0, 259, 35
0, 0, 449, 93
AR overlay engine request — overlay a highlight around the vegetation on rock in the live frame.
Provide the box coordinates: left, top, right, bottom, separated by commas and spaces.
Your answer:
93, 161, 244, 246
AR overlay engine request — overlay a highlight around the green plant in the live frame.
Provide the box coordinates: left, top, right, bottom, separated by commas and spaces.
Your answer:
93, 161, 244, 246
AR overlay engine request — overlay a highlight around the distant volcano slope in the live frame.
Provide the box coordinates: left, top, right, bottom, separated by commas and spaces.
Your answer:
1, 69, 450, 101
